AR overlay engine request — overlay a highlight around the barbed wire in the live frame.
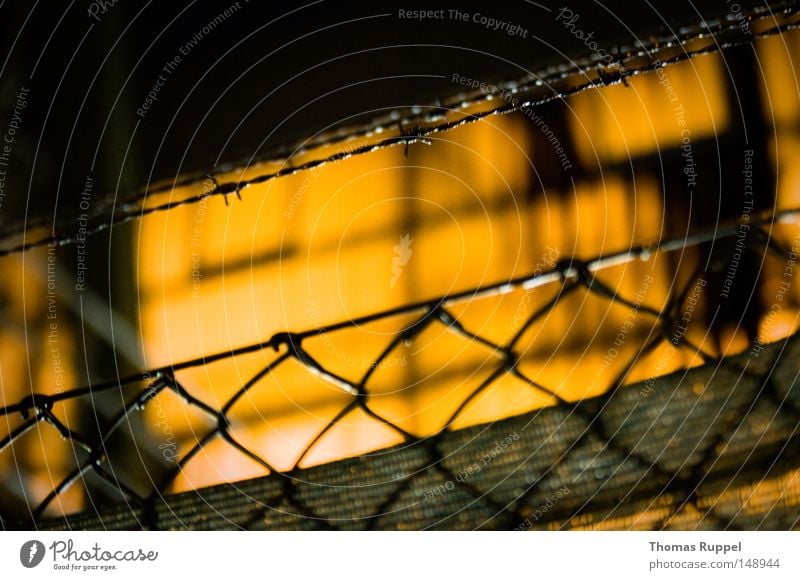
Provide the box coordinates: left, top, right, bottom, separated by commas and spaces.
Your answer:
3, 206, 800, 529
2, 2, 799, 260
128, 0, 800, 201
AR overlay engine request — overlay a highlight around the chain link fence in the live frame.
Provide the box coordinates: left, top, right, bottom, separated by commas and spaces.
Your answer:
2, 1, 800, 531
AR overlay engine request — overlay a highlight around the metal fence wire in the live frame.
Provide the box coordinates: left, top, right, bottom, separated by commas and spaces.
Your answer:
2, 2, 800, 531
2, 1, 800, 258
2, 206, 800, 530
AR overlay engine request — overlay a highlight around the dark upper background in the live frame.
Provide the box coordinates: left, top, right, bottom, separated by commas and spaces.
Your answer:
0, 0, 771, 229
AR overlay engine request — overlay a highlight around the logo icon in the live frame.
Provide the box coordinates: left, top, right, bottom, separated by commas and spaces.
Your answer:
390, 234, 413, 289
20, 540, 45, 568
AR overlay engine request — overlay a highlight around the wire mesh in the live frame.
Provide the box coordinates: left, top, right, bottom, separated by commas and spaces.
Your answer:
2, 0, 800, 531
2, 205, 800, 530
38, 334, 800, 531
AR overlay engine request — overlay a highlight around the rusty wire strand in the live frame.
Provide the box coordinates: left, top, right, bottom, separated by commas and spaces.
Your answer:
2, 4, 799, 260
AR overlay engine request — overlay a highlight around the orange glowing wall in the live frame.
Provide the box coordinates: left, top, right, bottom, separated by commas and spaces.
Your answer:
131, 47, 773, 494
0, 253, 81, 516
6, 31, 800, 515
